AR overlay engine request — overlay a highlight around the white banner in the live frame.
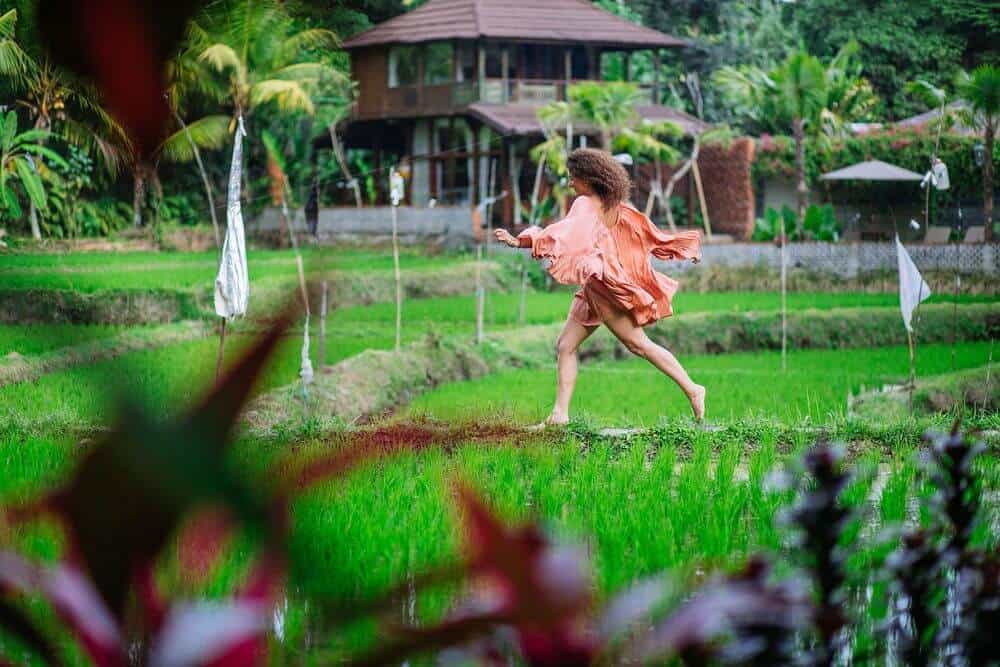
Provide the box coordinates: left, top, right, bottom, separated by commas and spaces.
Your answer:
215, 116, 250, 320
896, 234, 931, 333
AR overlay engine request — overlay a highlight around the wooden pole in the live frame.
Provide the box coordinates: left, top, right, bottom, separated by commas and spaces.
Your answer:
691, 159, 712, 240
215, 318, 227, 384
475, 243, 484, 345
781, 235, 787, 372
319, 280, 328, 370
984, 338, 994, 412
392, 198, 402, 352
518, 257, 528, 326
907, 328, 916, 413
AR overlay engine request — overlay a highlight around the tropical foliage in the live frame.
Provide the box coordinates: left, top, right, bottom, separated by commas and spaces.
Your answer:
954, 64, 1000, 239
715, 42, 878, 230
0, 109, 64, 224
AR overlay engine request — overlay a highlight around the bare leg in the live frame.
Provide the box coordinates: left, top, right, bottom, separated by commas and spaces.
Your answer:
602, 307, 706, 420
547, 316, 598, 425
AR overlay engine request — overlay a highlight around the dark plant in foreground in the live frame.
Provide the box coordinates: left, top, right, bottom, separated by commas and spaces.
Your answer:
886, 421, 999, 667
783, 443, 853, 667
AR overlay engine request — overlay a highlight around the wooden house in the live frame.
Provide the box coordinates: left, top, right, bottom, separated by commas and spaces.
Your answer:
336, 0, 710, 226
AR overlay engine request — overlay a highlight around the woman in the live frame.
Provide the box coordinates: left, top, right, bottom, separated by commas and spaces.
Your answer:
495, 148, 705, 425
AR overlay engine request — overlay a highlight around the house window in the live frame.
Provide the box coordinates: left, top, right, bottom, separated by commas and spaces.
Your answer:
570, 46, 589, 79
484, 45, 515, 79
424, 42, 454, 85
518, 44, 559, 80
388, 45, 420, 87
456, 43, 476, 82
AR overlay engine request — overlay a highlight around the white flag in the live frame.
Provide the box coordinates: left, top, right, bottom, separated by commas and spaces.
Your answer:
896, 234, 931, 332
215, 116, 249, 320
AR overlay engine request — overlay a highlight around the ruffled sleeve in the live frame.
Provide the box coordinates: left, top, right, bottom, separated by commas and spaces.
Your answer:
515, 196, 601, 285
633, 207, 701, 262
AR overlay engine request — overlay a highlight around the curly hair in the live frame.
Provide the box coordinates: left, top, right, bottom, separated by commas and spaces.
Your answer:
566, 148, 632, 210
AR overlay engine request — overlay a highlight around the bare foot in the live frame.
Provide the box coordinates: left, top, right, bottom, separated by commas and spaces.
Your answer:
687, 384, 706, 421
526, 412, 569, 431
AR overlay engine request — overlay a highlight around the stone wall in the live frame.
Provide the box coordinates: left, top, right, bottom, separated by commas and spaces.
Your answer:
654, 241, 999, 277
253, 205, 476, 242
490, 239, 998, 276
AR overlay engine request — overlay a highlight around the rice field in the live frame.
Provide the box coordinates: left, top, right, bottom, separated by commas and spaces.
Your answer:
406, 341, 996, 425
0, 246, 997, 665
0, 323, 125, 356
7, 422, 994, 663
0, 247, 470, 292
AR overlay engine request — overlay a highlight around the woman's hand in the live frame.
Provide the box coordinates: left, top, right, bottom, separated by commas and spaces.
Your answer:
494, 229, 519, 248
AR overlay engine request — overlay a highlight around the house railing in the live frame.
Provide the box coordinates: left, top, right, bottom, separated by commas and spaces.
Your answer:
357, 80, 658, 118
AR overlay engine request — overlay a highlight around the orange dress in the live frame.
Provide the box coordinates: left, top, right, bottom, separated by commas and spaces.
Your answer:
517, 195, 701, 327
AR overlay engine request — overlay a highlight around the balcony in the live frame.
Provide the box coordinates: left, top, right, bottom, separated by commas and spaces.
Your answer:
356, 79, 659, 120
458, 79, 657, 105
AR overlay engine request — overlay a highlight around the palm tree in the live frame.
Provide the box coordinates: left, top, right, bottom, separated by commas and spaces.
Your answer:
1, 8, 131, 238
715, 42, 877, 234
189, 0, 345, 230
567, 81, 644, 149
151, 115, 231, 226
1, 110, 67, 229
955, 65, 1000, 241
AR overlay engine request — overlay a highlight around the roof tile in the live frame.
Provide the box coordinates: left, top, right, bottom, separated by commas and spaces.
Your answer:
343, 0, 685, 49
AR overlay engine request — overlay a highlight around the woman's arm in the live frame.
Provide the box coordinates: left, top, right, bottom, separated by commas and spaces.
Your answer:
497, 197, 596, 259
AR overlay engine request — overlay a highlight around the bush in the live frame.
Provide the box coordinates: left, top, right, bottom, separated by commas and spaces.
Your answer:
753, 203, 841, 241
753, 129, 1000, 207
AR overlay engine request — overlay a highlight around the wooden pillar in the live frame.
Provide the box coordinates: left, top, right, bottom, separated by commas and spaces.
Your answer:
564, 48, 572, 100
588, 46, 598, 80
446, 116, 457, 199
687, 174, 695, 228
374, 136, 383, 204
508, 138, 521, 225
477, 43, 486, 92
472, 119, 481, 204
499, 47, 508, 103
653, 49, 661, 104
417, 45, 425, 106
501, 137, 513, 226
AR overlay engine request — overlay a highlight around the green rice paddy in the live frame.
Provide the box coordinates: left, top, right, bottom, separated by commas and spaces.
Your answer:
406, 341, 996, 425
0, 246, 996, 665
0, 247, 469, 292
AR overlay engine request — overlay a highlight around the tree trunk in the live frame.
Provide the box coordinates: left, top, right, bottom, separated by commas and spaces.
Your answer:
28, 116, 48, 240
793, 117, 807, 237
328, 125, 362, 208
173, 108, 221, 250
663, 136, 701, 233
133, 169, 145, 228
28, 201, 42, 240
985, 123, 995, 242
530, 153, 547, 223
